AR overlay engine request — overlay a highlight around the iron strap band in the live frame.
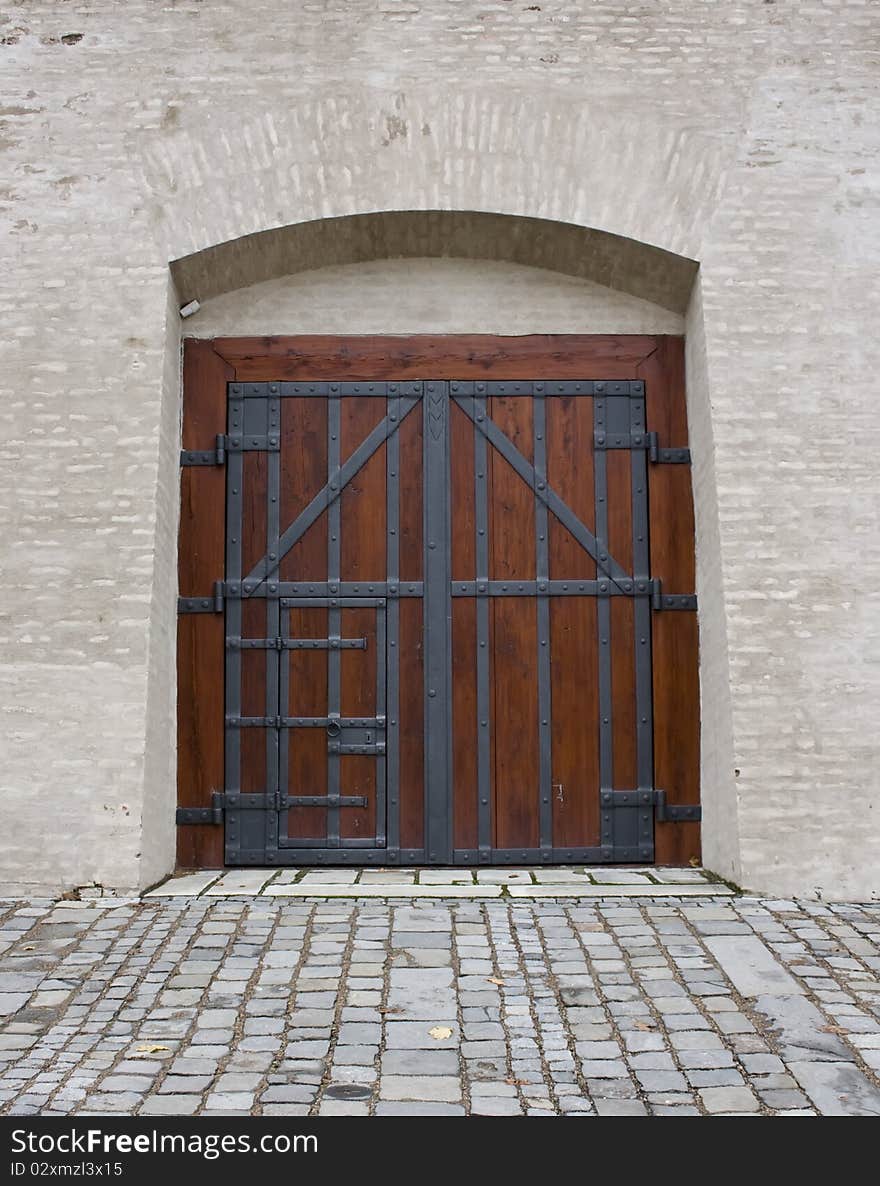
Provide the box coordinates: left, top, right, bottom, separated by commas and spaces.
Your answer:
230, 380, 644, 398
225, 636, 367, 651
225, 715, 386, 729
176, 792, 369, 825
448, 580, 696, 608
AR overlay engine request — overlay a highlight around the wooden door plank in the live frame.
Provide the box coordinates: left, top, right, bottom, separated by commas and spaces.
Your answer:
549, 596, 600, 847
284, 605, 329, 842
177, 340, 232, 869
489, 395, 539, 849
341, 397, 387, 582
607, 451, 637, 791
279, 396, 328, 582
340, 605, 378, 842
398, 597, 424, 851
212, 335, 661, 381
640, 337, 700, 863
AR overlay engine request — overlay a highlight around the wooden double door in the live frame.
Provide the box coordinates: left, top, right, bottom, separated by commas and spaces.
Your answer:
177, 336, 700, 868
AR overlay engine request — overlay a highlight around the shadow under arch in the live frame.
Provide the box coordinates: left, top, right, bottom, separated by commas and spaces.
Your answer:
170, 209, 698, 315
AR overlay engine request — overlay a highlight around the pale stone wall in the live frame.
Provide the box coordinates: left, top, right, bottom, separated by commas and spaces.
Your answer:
1, 2, 877, 898
187, 259, 685, 338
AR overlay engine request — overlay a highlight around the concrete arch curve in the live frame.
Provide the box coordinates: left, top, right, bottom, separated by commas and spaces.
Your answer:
170, 209, 697, 315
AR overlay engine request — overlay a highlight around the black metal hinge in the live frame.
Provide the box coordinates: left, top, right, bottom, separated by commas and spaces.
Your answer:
181, 433, 281, 466
649, 579, 697, 611
178, 580, 225, 615
600, 789, 701, 822
177, 791, 225, 826
594, 430, 691, 464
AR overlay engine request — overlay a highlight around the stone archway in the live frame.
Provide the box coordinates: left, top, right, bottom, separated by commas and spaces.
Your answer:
149, 206, 738, 891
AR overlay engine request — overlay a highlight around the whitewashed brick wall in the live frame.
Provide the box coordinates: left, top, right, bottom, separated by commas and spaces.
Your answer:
0, 2, 877, 898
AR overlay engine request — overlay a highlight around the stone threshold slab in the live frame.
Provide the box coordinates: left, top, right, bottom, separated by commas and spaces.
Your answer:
262, 884, 504, 898
145, 873, 732, 900
507, 883, 734, 899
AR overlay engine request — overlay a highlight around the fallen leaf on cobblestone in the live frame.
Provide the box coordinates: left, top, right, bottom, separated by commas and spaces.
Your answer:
506, 1077, 529, 1086
487, 976, 505, 986
135, 1043, 169, 1053
429, 1026, 453, 1041
633, 1020, 655, 1031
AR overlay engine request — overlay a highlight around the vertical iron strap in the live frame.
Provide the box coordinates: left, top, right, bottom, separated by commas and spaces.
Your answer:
630, 394, 655, 860
534, 389, 553, 853
278, 595, 291, 846
265, 393, 281, 862
594, 396, 614, 851
474, 385, 492, 858
224, 391, 245, 863
385, 386, 401, 856
424, 381, 452, 863
327, 394, 342, 848
374, 595, 388, 846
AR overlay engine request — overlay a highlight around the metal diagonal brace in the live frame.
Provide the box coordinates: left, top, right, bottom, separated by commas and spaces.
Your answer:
453, 395, 632, 590
241, 393, 421, 591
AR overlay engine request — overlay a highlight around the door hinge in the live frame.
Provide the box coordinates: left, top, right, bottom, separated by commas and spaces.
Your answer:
600, 789, 701, 822
180, 433, 281, 466
594, 430, 690, 464
178, 580, 226, 615
176, 791, 225, 826
649, 579, 697, 611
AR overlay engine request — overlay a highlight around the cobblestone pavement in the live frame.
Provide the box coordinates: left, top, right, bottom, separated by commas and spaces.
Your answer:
1, 891, 879, 1117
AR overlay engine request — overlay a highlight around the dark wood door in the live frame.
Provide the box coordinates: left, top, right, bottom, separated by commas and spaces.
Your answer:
177, 337, 700, 868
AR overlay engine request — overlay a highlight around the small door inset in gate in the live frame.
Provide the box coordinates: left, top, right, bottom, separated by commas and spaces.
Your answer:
278, 597, 387, 853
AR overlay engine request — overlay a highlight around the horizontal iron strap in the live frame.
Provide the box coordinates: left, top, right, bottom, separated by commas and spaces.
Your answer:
242, 582, 419, 598
231, 848, 423, 864
600, 789, 701, 822
179, 581, 419, 611
450, 580, 697, 609
277, 837, 379, 849
479, 380, 644, 397
230, 381, 643, 398
451, 847, 641, 864
226, 637, 367, 650
284, 795, 368, 809
179, 583, 696, 612
230, 382, 424, 398
328, 743, 386, 755
226, 715, 385, 728
176, 794, 369, 820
